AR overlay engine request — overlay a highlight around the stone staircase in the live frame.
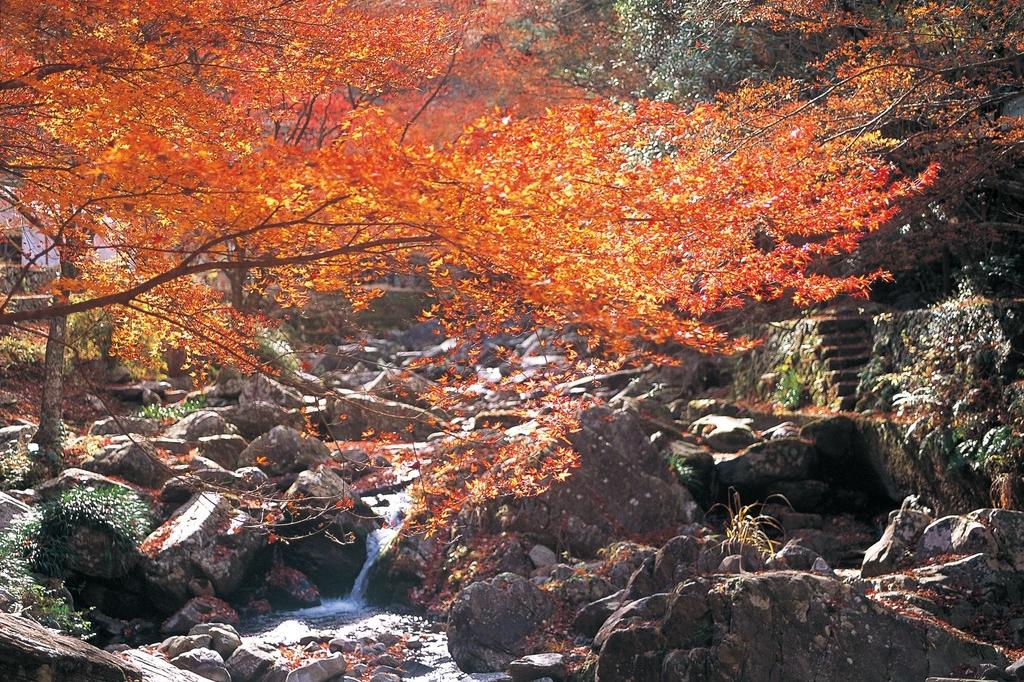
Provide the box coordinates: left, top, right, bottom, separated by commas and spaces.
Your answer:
0, 263, 55, 318
813, 313, 874, 411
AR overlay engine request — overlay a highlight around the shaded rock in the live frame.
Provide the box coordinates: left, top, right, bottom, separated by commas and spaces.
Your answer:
171, 647, 229, 682
161, 597, 240, 635
968, 509, 1024, 570
574, 591, 625, 638
508, 653, 566, 682
663, 441, 715, 506
89, 415, 162, 437
862, 508, 933, 578
715, 438, 817, 492
528, 544, 557, 569
239, 373, 305, 409
266, 563, 321, 609
164, 411, 238, 442
82, 440, 171, 488
0, 611, 137, 681
684, 399, 748, 423
594, 593, 670, 650
624, 534, 701, 600
64, 524, 140, 580
197, 434, 249, 470
448, 573, 555, 673
238, 425, 330, 475
142, 492, 266, 610
764, 539, 823, 571
688, 415, 757, 453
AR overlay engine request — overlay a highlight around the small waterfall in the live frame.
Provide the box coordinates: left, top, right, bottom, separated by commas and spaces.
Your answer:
348, 489, 409, 605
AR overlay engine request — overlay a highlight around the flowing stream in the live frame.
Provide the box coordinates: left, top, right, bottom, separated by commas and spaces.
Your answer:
239, 487, 472, 681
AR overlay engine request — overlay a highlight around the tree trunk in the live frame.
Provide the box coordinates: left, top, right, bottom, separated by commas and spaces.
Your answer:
34, 312, 66, 458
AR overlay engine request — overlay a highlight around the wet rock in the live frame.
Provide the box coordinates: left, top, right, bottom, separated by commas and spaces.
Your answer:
164, 411, 239, 442
196, 434, 249, 470
862, 508, 933, 578
88, 415, 162, 437
279, 466, 379, 593
225, 641, 278, 680
266, 563, 321, 609
448, 573, 555, 673
142, 493, 266, 610
189, 623, 241, 659
211, 401, 304, 441
508, 653, 566, 681
237, 425, 330, 475
161, 597, 239, 635
688, 415, 757, 453
170, 647, 229, 682
239, 373, 305, 409
286, 653, 347, 682
916, 515, 998, 562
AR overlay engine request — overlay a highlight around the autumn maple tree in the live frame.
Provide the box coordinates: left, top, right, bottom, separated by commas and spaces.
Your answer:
0, 0, 939, 510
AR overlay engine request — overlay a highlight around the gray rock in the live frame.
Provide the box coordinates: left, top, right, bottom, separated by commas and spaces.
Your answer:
689, 415, 757, 453
197, 434, 249, 470
225, 641, 278, 680
82, 440, 171, 488
285, 653, 347, 682
574, 591, 624, 638
212, 401, 305, 440
528, 545, 557, 569
508, 653, 566, 681
715, 438, 817, 491
0, 491, 29, 531
170, 647, 230, 682
89, 416, 162, 437
448, 573, 555, 673
164, 411, 238, 442
237, 425, 330, 475
158, 634, 212, 659
916, 515, 997, 562
862, 509, 933, 578
239, 374, 305, 409
968, 509, 1024, 569
1007, 655, 1024, 680
161, 597, 239, 635
189, 623, 241, 659
142, 492, 265, 610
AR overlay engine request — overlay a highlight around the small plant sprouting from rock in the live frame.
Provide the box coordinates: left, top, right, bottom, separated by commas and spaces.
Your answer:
772, 361, 804, 410
713, 489, 786, 559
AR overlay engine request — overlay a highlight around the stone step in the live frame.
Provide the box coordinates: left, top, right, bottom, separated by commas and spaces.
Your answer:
814, 316, 871, 335
831, 380, 860, 397
836, 395, 857, 412
824, 354, 871, 371
826, 369, 862, 385
819, 343, 872, 360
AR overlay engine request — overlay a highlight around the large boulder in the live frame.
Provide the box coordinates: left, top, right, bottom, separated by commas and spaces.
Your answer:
915, 515, 998, 562
447, 573, 555, 673
212, 402, 305, 441
141, 493, 266, 611
592, 572, 1006, 682
82, 441, 171, 488
161, 597, 240, 635
968, 509, 1024, 570
163, 411, 238, 442
325, 390, 447, 440
237, 425, 330, 475
34, 468, 140, 500
238, 374, 305, 409
487, 407, 699, 557
196, 434, 249, 470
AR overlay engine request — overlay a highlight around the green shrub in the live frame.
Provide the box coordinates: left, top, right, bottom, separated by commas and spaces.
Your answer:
772, 362, 804, 410
0, 333, 44, 371
137, 395, 206, 421
0, 438, 54, 490
8, 486, 152, 578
